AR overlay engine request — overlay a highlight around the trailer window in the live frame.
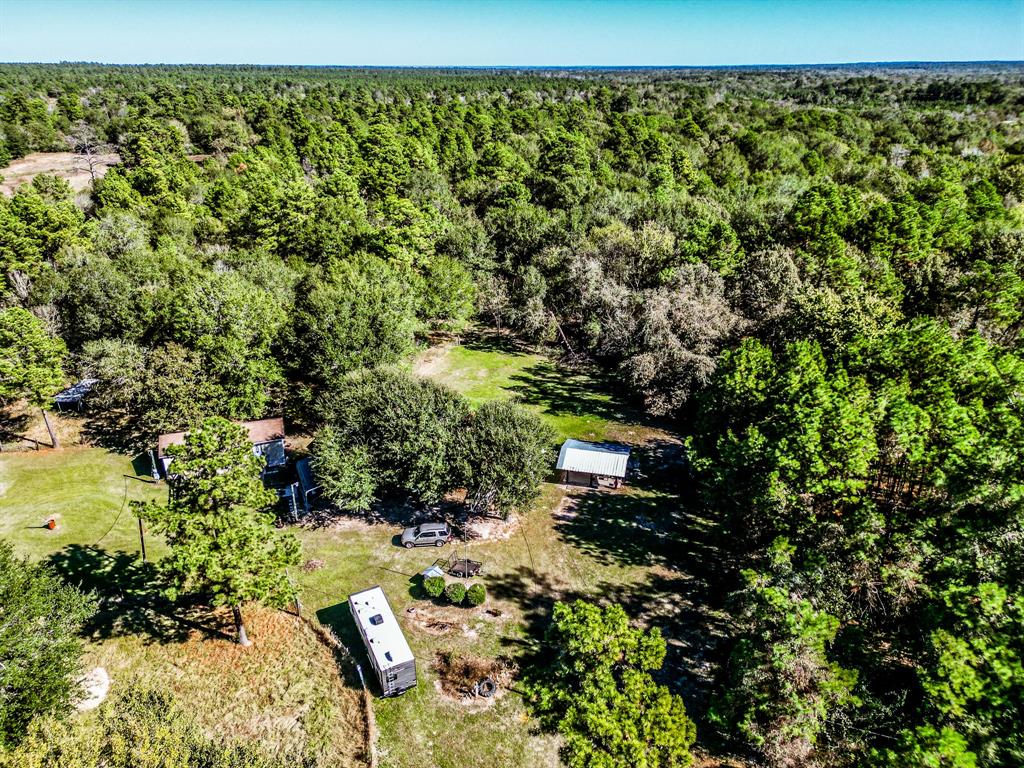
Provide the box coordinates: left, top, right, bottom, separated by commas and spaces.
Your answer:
369, 614, 384, 625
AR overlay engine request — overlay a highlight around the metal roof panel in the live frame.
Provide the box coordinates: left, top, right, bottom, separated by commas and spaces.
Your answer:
555, 439, 630, 478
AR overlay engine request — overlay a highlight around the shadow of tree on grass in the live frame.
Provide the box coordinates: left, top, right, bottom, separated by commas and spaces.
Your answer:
315, 600, 391, 696
81, 410, 153, 454
493, 468, 738, 728
46, 544, 233, 644
462, 329, 536, 356
508, 360, 632, 426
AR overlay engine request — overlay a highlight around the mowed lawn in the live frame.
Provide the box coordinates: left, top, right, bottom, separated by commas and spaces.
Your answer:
0, 447, 369, 767
0, 446, 165, 561
1, 341, 721, 768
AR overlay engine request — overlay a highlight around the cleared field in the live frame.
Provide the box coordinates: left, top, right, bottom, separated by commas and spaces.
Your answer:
295, 473, 699, 768
289, 341, 722, 768
0, 447, 370, 767
0, 151, 119, 197
1, 342, 725, 768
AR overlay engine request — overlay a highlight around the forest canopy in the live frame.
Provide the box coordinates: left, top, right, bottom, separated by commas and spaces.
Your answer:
1, 62, 1023, 767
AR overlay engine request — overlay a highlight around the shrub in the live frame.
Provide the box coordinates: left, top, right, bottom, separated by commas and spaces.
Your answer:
464, 400, 555, 518
0, 540, 96, 749
466, 583, 486, 606
423, 575, 446, 598
310, 428, 376, 513
445, 582, 467, 605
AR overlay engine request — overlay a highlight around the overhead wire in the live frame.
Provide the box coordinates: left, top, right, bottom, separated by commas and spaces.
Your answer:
90, 474, 130, 549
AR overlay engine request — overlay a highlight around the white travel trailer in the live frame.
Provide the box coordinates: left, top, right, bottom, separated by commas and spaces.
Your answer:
348, 586, 417, 696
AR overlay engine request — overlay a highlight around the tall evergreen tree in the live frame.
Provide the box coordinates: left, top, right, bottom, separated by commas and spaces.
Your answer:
133, 417, 300, 646
0, 307, 67, 448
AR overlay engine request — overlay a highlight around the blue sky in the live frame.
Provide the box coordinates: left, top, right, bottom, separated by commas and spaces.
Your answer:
1, 0, 1021, 66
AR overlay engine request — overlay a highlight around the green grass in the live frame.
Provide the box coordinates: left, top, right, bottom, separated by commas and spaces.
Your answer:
0, 447, 165, 561
1, 343, 719, 768
416, 340, 644, 442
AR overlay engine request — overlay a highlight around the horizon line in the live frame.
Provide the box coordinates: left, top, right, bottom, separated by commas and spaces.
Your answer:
2, 59, 1024, 70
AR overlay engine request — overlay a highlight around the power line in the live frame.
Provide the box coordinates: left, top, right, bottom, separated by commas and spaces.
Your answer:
91, 474, 130, 549
519, 514, 537, 573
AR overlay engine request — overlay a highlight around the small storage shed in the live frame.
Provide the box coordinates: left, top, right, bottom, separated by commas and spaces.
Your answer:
349, 586, 417, 696
53, 379, 98, 412
157, 417, 287, 477
556, 439, 631, 488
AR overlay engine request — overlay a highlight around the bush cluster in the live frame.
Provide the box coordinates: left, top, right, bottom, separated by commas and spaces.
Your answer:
421, 575, 486, 607
466, 583, 486, 606
444, 582, 467, 605
423, 575, 446, 598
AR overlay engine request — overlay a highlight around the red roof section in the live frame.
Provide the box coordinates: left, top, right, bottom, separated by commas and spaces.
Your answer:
157, 418, 285, 457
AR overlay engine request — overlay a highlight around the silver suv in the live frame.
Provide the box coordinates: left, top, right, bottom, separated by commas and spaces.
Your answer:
400, 522, 452, 548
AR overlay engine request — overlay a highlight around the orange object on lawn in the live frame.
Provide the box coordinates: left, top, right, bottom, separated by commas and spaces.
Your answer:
46, 518, 57, 530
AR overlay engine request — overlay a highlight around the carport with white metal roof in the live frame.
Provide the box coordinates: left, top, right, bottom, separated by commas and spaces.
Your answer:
555, 438, 631, 488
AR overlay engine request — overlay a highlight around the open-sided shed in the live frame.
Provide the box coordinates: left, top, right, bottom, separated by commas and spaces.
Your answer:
53, 379, 98, 412
556, 438, 631, 488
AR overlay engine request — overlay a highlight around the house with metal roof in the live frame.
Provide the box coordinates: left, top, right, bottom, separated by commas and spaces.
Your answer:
555, 438, 631, 488
349, 586, 417, 696
156, 417, 287, 478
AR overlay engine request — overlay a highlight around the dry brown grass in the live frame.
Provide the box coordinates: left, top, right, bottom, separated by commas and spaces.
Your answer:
86, 605, 370, 767
1, 400, 87, 449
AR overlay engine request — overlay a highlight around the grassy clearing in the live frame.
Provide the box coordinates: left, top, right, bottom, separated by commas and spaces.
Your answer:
415, 337, 652, 442
288, 340, 725, 768
0, 446, 370, 767
2, 341, 728, 768
295, 487, 621, 768
0, 446, 164, 561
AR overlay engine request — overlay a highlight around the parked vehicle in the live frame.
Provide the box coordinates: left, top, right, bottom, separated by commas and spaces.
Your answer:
349, 586, 416, 696
401, 522, 452, 548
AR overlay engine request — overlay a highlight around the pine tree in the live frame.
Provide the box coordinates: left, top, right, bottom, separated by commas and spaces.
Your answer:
533, 600, 696, 768
133, 416, 300, 646
0, 308, 67, 448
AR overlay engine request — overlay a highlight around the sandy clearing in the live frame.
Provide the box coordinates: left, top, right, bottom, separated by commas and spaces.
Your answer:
0, 151, 120, 197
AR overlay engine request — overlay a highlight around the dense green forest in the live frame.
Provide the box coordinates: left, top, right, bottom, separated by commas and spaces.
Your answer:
2, 63, 1023, 767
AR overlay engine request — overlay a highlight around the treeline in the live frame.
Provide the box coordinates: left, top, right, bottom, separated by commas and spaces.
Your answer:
1, 63, 1023, 766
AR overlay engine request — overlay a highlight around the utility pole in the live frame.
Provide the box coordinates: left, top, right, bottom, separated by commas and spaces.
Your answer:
287, 568, 302, 617
138, 517, 147, 562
